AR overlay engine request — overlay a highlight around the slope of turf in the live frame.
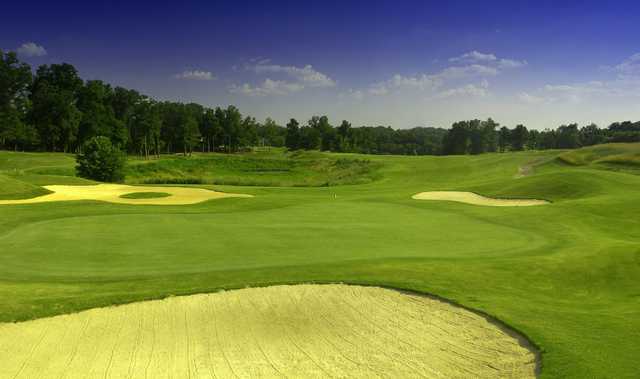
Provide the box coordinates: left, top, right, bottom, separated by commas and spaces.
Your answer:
558, 142, 640, 173
125, 149, 380, 187
0, 174, 51, 200
0, 144, 639, 378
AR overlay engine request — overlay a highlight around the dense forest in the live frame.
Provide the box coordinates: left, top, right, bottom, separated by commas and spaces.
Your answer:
2, 50, 640, 157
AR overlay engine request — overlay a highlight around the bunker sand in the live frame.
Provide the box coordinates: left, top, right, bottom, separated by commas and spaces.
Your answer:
0, 183, 251, 205
0, 284, 537, 378
413, 191, 549, 207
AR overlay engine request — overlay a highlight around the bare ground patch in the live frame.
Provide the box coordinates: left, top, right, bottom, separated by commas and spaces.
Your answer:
0, 284, 537, 378
0, 184, 251, 205
413, 191, 549, 207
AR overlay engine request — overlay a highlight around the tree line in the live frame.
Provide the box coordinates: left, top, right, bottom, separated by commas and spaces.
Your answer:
0, 50, 286, 157
2, 50, 640, 157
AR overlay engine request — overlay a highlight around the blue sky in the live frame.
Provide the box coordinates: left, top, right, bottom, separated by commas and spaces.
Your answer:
3, 0, 640, 129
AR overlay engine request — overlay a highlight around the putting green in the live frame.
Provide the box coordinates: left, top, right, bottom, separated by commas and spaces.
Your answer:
0, 184, 251, 205
0, 284, 537, 378
412, 191, 549, 206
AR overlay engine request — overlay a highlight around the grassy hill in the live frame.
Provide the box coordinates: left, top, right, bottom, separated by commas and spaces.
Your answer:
0, 144, 639, 377
558, 142, 640, 173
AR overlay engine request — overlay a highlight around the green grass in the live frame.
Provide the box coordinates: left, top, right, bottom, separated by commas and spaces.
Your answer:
119, 192, 172, 199
0, 174, 52, 200
558, 142, 640, 171
125, 150, 381, 187
0, 145, 639, 378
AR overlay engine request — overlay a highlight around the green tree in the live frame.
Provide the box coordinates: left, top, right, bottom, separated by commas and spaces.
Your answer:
222, 105, 242, 152
443, 121, 470, 155
0, 50, 33, 150
498, 126, 511, 152
511, 124, 528, 151
77, 80, 126, 147
482, 118, 498, 153
180, 108, 201, 156
337, 120, 352, 152
30, 63, 83, 152
129, 100, 162, 158
76, 136, 126, 182
468, 119, 485, 155
201, 108, 221, 152
526, 129, 539, 150
285, 118, 300, 150
579, 123, 603, 146
557, 123, 580, 148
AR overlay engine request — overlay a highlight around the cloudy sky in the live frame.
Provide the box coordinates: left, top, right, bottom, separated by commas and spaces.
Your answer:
3, 0, 640, 129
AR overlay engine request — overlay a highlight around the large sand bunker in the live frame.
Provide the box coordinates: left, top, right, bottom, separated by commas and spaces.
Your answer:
0, 183, 251, 205
0, 284, 537, 378
413, 191, 549, 207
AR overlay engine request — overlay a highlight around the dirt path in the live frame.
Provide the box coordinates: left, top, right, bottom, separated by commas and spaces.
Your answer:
0, 284, 537, 378
0, 184, 251, 205
412, 191, 549, 206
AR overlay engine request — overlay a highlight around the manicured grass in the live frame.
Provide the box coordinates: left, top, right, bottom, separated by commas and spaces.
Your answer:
119, 191, 171, 199
0, 145, 639, 378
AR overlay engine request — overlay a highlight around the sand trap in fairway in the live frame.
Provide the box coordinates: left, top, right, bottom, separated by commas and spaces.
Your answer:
413, 191, 549, 207
0, 183, 251, 205
0, 284, 537, 378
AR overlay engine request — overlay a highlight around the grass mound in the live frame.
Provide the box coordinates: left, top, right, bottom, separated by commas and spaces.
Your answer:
0, 174, 51, 200
469, 171, 604, 201
557, 143, 640, 171
125, 152, 380, 187
119, 192, 171, 199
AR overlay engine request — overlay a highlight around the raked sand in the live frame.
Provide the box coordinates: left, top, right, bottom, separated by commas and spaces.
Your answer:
413, 191, 549, 207
0, 284, 537, 378
0, 183, 251, 205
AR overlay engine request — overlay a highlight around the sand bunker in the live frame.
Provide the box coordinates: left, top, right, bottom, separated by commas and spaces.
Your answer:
0, 284, 537, 378
0, 183, 251, 205
413, 191, 549, 207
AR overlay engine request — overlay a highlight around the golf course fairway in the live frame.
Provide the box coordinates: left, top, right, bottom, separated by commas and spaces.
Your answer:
0, 284, 537, 378
0, 144, 639, 378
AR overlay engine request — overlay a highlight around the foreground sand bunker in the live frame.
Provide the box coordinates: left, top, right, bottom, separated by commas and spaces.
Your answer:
413, 191, 549, 207
0, 183, 251, 205
0, 284, 537, 378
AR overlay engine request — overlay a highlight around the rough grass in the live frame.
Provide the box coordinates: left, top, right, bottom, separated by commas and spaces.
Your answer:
0, 144, 639, 378
125, 151, 381, 187
119, 191, 172, 199
557, 143, 640, 167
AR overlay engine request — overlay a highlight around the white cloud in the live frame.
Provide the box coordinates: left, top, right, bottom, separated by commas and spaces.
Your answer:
449, 50, 497, 63
521, 72, 640, 105
229, 79, 303, 96
449, 50, 527, 69
611, 53, 640, 78
16, 42, 47, 57
250, 62, 336, 87
438, 64, 499, 79
339, 89, 364, 101
498, 58, 528, 68
173, 70, 215, 81
367, 64, 497, 97
433, 79, 489, 99
232, 60, 336, 96
518, 92, 546, 104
